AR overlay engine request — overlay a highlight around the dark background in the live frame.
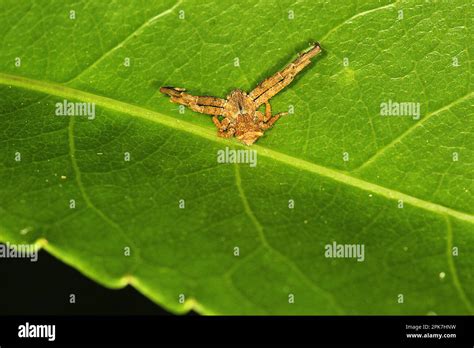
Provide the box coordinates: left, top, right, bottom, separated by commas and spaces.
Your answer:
0, 250, 183, 315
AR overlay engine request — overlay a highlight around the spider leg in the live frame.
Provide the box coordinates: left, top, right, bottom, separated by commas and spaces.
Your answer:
260, 112, 288, 130
212, 116, 230, 130
255, 111, 265, 123
274, 111, 289, 118
263, 101, 288, 122
249, 43, 321, 108
212, 116, 222, 129
264, 101, 272, 122
218, 127, 235, 139
160, 87, 226, 115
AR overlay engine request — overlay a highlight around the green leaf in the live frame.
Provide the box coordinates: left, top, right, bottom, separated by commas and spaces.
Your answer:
0, 0, 472, 314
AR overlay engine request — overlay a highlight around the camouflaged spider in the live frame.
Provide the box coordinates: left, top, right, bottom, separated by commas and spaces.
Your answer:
160, 42, 321, 145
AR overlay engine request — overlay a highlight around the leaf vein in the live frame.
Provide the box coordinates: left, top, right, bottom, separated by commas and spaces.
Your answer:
355, 91, 474, 171
1, 72, 472, 223
234, 163, 345, 314
66, 0, 183, 83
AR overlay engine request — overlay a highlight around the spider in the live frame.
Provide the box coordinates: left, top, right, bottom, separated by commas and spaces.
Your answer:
160, 42, 321, 145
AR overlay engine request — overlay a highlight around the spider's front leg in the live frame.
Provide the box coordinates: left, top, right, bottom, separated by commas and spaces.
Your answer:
249, 43, 321, 108
160, 87, 226, 116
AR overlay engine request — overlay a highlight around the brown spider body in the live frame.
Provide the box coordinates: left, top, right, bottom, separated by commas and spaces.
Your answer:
160, 42, 321, 145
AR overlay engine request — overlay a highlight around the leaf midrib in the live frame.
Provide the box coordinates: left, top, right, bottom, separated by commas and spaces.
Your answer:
0, 72, 472, 224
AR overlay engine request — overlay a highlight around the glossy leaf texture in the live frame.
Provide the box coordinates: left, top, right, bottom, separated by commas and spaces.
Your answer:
0, 0, 472, 314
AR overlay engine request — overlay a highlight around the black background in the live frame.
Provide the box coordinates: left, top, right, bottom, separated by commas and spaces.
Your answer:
0, 249, 178, 315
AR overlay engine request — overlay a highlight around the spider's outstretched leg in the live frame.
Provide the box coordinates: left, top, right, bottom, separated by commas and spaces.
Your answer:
249, 43, 321, 108
160, 87, 226, 115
